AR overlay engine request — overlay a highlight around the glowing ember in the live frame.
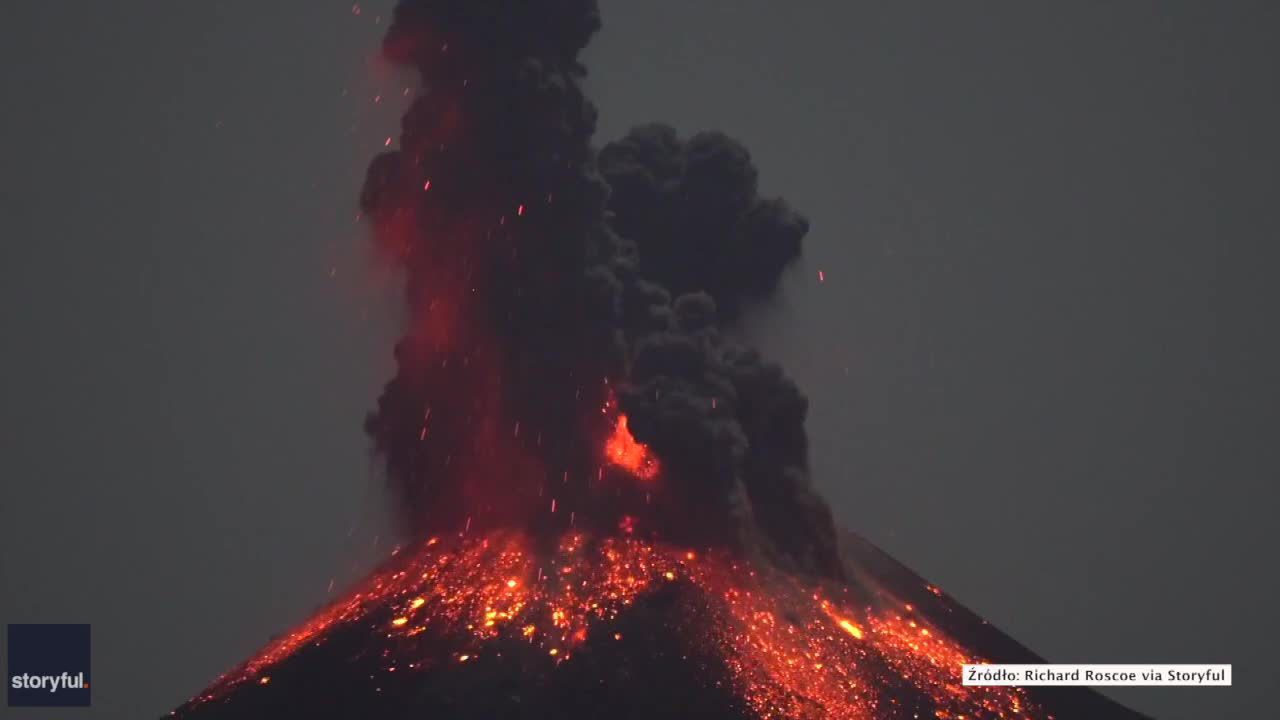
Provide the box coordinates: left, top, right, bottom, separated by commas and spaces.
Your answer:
837, 617, 864, 640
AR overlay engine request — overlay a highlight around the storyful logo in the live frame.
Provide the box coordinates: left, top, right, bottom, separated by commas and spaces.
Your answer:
7, 624, 91, 707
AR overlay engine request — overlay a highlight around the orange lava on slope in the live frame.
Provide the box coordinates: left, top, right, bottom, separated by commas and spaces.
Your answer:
189, 533, 1045, 719
701, 561, 1044, 720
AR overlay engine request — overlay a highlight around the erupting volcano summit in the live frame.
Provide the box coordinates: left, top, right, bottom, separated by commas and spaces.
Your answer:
172, 2, 1150, 718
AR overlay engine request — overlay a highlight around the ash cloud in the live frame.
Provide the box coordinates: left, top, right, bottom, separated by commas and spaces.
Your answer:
361, 0, 841, 578
600, 124, 808, 314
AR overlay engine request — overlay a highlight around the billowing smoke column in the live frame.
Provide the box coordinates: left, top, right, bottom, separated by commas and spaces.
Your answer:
361, 0, 841, 578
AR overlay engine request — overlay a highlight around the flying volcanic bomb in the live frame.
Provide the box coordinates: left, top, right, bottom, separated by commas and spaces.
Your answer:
171, 2, 1151, 719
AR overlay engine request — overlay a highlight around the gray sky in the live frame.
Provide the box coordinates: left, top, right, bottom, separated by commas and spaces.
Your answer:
2, 2, 1276, 719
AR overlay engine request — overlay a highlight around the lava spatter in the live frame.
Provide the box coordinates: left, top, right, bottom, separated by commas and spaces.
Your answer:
602, 393, 660, 481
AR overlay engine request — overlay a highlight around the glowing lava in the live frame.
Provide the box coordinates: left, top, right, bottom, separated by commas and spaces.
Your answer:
184, 533, 1044, 719
605, 414, 659, 480
601, 393, 660, 481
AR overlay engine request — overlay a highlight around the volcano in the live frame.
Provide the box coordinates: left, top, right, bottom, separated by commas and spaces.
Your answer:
168, 525, 1146, 719
170, 2, 1152, 717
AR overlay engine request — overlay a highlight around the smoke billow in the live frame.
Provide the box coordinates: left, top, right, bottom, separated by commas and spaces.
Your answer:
361, 0, 841, 578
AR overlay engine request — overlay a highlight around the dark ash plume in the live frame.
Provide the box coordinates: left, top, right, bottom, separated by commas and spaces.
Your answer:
600, 124, 808, 315
361, 0, 841, 578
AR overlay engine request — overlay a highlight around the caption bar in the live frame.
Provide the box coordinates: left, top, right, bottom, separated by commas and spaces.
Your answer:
962, 664, 1231, 687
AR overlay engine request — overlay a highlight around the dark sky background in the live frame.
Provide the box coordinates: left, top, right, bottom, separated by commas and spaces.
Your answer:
1, 2, 1275, 719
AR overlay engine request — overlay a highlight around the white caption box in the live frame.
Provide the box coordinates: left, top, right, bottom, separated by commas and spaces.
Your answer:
962, 664, 1231, 687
